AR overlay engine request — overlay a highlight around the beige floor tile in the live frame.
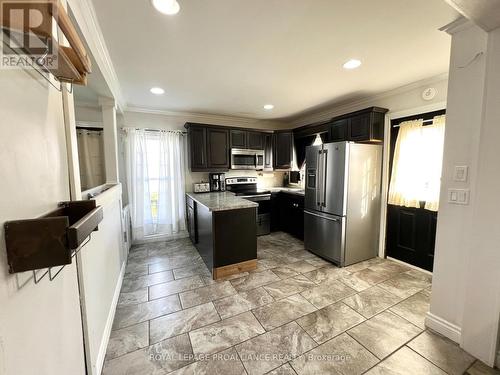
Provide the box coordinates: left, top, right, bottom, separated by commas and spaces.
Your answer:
189, 312, 265, 356
290, 333, 378, 375
148, 275, 205, 300
213, 287, 274, 319
302, 265, 351, 285
300, 280, 356, 309
378, 273, 431, 299
149, 302, 220, 343
466, 361, 500, 375
296, 302, 365, 344
230, 269, 281, 292
168, 347, 246, 375
343, 286, 402, 318
389, 291, 430, 329
267, 363, 298, 375
348, 311, 422, 359
179, 281, 237, 308
365, 346, 446, 374
263, 275, 316, 299
252, 294, 316, 330
105, 322, 149, 361
408, 330, 476, 375
236, 321, 317, 375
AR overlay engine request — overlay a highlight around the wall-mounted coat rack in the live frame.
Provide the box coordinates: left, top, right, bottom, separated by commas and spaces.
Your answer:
0, 0, 92, 86
4, 200, 103, 282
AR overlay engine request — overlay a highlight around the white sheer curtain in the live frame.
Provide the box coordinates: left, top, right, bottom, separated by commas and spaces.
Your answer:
388, 115, 446, 212
124, 128, 186, 240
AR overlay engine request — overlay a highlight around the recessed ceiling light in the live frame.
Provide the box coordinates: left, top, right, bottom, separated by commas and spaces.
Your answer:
263, 104, 274, 110
150, 87, 165, 95
151, 0, 180, 15
343, 59, 362, 70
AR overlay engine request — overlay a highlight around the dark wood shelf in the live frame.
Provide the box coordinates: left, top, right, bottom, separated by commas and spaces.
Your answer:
4, 200, 103, 274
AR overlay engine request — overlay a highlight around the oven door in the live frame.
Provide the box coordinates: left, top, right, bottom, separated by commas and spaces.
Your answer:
242, 194, 271, 236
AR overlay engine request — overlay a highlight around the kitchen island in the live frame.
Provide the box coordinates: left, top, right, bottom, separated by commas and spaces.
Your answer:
185, 192, 258, 279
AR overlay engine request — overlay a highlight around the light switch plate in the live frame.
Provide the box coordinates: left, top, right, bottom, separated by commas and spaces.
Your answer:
454, 166, 468, 182
448, 188, 470, 205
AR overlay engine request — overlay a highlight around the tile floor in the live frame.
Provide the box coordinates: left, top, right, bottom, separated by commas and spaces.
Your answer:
102, 232, 499, 375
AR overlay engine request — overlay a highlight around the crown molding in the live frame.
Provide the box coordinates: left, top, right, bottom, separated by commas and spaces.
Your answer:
288, 73, 449, 127
67, 0, 126, 111
125, 106, 288, 127
439, 16, 474, 35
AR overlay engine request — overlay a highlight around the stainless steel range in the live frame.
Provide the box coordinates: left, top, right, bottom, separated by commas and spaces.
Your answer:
226, 177, 271, 236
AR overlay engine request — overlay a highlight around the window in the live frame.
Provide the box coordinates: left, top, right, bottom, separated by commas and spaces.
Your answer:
388, 115, 445, 211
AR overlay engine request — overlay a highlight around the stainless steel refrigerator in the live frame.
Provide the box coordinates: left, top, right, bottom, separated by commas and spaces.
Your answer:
304, 142, 382, 267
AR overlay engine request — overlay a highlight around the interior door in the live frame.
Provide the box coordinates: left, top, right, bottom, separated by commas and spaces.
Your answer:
321, 142, 347, 216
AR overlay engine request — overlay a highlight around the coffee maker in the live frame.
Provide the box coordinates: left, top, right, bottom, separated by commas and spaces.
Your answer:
209, 173, 226, 192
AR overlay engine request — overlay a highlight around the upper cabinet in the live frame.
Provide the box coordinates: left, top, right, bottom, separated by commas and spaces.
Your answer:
328, 107, 387, 143
274, 132, 294, 170
187, 124, 229, 171
293, 107, 388, 144
230, 130, 264, 150
230, 130, 247, 148
206, 128, 230, 169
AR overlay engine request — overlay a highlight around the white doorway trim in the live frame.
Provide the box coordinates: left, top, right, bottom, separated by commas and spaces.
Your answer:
378, 101, 447, 260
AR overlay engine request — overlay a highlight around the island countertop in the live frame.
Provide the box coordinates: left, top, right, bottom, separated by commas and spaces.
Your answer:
186, 191, 258, 212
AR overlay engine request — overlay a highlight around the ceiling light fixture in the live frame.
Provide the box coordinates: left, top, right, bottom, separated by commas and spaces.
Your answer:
151, 0, 180, 15
150, 87, 165, 95
263, 104, 274, 110
343, 59, 362, 70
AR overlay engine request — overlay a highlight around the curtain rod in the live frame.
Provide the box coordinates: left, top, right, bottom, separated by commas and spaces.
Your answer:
121, 127, 187, 134
393, 118, 436, 128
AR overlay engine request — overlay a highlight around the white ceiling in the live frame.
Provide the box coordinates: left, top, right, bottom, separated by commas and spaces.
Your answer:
91, 0, 459, 120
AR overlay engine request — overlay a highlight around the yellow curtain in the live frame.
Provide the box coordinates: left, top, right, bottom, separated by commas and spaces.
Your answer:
388, 115, 446, 212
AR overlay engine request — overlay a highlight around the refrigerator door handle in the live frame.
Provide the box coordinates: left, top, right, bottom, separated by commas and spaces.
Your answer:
316, 150, 322, 207
322, 149, 328, 207
304, 210, 341, 222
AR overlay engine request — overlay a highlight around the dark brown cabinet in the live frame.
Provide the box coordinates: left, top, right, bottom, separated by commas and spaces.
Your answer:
230, 130, 247, 148
186, 196, 197, 244
263, 133, 273, 170
327, 107, 387, 143
230, 130, 264, 150
188, 126, 207, 170
187, 124, 229, 171
247, 132, 263, 149
271, 192, 304, 240
329, 119, 348, 142
273, 132, 293, 169
207, 128, 230, 169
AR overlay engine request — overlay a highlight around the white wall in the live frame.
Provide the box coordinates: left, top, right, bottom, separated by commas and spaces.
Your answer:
118, 111, 288, 206
77, 185, 126, 375
0, 70, 86, 374
427, 21, 500, 366
427, 21, 488, 340
289, 74, 449, 127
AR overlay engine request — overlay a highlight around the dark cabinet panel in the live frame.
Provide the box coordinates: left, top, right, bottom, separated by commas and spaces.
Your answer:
189, 126, 207, 170
349, 113, 371, 141
247, 132, 264, 150
329, 119, 348, 142
207, 128, 230, 169
272, 192, 304, 240
274, 132, 293, 170
264, 133, 273, 170
230, 130, 247, 148
186, 197, 197, 244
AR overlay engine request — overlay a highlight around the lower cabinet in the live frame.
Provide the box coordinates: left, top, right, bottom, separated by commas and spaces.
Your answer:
271, 192, 304, 240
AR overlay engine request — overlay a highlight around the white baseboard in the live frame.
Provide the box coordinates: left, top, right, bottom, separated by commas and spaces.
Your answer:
425, 312, 462, 343
95, 261, 126, 374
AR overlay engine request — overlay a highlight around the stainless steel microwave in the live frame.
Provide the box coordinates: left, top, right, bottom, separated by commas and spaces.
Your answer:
231, 148, 264, 170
